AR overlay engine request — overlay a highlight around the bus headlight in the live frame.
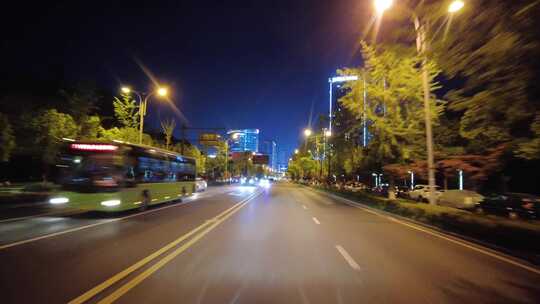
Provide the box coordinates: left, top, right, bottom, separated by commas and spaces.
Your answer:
101, 200, 121, 207
49, 197, 69, 204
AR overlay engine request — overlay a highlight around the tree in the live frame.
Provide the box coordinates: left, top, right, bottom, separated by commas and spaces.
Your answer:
31, 110, 79, 164
60, 82, 100, 124
338, 42, 442, 167
100, 127, 153, 145
113, 93, 139, 129
0, 113, 15, 162
436, 0, 540, 154
79, 115, 103, 140
160, 118, 176, 150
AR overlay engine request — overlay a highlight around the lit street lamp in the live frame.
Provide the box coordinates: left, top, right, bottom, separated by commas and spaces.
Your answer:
294, 149, 299, 154
375, 0, 464, 204
304, 129, 312, 137
120, 86, 169, 144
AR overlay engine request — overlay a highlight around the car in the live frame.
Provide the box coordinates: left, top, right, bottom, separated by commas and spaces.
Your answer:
408, 184, 443, 202
195, 178, 207, 192
476, 193, 540, 220
437, 190, 484, 210
395, 186, 411, 199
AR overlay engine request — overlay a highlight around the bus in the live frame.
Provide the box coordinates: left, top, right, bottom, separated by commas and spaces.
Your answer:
48, 141, 196, 212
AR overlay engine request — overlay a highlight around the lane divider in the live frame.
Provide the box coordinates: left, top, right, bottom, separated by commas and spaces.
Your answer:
335, 245, 361, 271
69, 191, 262, 304
312, 217, 321, 225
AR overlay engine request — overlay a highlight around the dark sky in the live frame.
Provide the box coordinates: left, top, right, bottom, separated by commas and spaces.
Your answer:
2, 0, 369, 161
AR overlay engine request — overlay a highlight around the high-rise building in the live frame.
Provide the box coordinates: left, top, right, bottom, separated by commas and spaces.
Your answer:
260, 140, 277, 171
329, 75, 371, 146
227, 129, 259, 153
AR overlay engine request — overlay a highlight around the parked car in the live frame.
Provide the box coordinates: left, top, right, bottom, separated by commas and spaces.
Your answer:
476, 193, 540, 220
437, 190, 484, 210
408, 184, 443, 202
195, 178, 207, 192
395, 186, 411, 199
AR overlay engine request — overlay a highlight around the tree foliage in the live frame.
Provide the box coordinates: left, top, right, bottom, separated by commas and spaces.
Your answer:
113, 93, 139, 129
0, 113, 16, 162
160, 118, 176, 150
339, 42, 442, 166
31, 110, 79, 163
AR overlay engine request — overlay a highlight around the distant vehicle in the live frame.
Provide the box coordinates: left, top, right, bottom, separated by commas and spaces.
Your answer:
195, 178, 207, 192
408, 184, 443, 202
437, 190, 484, 210
476, 193, 540, 220
258, 178, 270, 188
48, 141, 196, 212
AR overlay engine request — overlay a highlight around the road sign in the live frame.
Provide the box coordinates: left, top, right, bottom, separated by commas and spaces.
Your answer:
199, 133, 221, 146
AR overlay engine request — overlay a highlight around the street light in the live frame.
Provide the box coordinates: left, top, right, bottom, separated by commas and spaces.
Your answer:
325, 130, 332, 137
448, 1, 464, 13
294, 149, 299, 154
304, 129, 312, 137
374, 0, 393, 14
375, 0, 465, 205
120, 86, 169, 144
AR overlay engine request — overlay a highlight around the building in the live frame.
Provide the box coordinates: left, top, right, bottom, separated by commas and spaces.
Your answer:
329, 75, 371, 147
260, 140, 277, 171
227, 129, 259, 153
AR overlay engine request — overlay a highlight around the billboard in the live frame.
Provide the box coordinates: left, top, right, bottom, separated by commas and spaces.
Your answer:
199, 133, 221, 147
252, 154, 269, 165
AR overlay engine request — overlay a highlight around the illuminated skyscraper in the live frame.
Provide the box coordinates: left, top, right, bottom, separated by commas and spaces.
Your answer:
227, 129, 259, 152
260, 140, 277, 171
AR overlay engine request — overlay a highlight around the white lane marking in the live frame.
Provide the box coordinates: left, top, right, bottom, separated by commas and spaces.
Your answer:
336, 245, 361, 271
317, 190, 540, 276
312, 217, 320, 225
0, 196, 201, 251
0, 209, 80, 224
302, 205, 307, 210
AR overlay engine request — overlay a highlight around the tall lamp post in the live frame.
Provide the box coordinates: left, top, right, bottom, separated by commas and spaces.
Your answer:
374, 0, 464, 204
121, 86, 169, 144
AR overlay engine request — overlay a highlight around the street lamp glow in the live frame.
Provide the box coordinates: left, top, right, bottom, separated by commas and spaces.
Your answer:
325, 130, 332, 137
121, 87, 131, 94
304, 129, 312, 137
448, 0, 464, 13
374, 0, 393, 14
294, 149, 299, 154
157, 87, 168, 97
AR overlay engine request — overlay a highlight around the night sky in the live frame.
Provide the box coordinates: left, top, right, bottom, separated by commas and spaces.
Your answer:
2, 0, 370, 161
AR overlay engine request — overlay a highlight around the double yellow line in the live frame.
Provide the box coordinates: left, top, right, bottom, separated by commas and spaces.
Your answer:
69, 191, 261, 304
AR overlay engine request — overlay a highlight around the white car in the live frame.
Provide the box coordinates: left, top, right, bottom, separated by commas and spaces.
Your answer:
437, 190, 484, 210
408, 184, 443, 202
195, 178, 207, 192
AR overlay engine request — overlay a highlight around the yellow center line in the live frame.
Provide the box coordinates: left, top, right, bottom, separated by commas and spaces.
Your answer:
98, 197, 256, 304
68, 191, 261, 304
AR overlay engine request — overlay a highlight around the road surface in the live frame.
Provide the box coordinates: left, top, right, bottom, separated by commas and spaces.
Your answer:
0, 183, 538, 303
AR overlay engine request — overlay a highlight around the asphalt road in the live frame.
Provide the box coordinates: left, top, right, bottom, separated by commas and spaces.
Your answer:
0, 183, 539, 303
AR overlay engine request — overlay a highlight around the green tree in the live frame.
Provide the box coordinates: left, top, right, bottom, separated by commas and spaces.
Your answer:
79, 115, 103, 140
32, 110, 79, 163
436, 0, 540, 154
339, 42, 442, 166
100, 127, 153, 145
0, 113, 16, 162
113, 93, 140, 129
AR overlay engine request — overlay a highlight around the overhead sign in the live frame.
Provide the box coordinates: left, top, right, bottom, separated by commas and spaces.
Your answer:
199, 133, 221, 147
330, 75, 359, 83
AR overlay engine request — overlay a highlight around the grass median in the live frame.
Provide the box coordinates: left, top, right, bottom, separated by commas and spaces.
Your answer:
308, 185, 540, 265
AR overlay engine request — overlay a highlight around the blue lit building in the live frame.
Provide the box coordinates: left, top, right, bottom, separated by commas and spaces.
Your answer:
260, 140, 277, 171
227, 129, 259, 153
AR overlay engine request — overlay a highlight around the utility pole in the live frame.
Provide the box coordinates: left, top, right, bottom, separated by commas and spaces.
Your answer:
181, 124, 186, 155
